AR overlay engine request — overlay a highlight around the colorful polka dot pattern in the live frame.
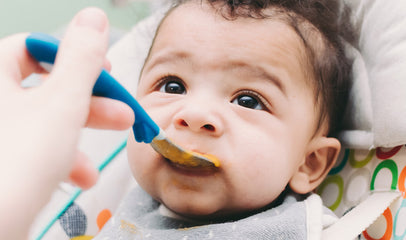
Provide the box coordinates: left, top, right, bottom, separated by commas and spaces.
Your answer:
317, 146, 406, 239
59, 205, 112, 239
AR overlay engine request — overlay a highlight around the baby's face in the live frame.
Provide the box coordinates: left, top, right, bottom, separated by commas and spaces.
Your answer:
127, 2, 319, 218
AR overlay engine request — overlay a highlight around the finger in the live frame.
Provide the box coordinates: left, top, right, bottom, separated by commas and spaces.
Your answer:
45, 7, 109, 100
0, 33, 46, 90
69, 150, 99, 190
86, 97, 135, 130
104, 59, 112, 72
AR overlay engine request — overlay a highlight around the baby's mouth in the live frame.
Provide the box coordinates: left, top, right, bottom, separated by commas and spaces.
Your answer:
164, 156, 220, 175
151, 138, 220, 168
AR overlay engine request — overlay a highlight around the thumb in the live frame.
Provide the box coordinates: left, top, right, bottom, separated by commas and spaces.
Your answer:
45, 7, 109, 99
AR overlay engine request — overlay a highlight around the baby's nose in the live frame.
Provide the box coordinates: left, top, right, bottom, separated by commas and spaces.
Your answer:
178, 119, 216, 132
173, 106, 224, 136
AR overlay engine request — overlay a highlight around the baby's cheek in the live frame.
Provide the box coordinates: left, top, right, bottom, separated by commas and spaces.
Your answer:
127, 139, 151, 179
231, 156, 291, 207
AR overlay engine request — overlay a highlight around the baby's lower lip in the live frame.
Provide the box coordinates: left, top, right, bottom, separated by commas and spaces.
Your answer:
164, 158, 219, 176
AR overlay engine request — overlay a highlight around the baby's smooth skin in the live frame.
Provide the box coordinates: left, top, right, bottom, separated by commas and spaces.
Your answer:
127, 1, 340, 220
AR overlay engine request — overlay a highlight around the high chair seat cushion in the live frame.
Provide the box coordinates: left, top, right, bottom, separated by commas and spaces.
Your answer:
340, 0, 406, 148
319, 2, 406, 239
318, 146, 406, 239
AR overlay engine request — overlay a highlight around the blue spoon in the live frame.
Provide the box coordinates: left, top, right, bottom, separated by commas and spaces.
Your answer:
25, 32, 219, 168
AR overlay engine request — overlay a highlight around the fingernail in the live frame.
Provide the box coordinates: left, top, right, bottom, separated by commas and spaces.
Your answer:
75, 7, 107, 33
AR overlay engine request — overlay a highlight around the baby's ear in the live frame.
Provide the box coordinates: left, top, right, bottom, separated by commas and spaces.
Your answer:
289, 136, 341, 194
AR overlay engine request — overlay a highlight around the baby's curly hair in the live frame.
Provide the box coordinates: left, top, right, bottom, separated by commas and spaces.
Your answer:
173, 0, 355, 136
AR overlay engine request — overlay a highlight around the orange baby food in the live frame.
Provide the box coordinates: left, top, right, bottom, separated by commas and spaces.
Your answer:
151, 138, 220, 168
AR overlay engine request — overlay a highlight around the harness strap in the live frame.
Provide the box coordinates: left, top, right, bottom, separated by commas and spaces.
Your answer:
322, 191, 401, 240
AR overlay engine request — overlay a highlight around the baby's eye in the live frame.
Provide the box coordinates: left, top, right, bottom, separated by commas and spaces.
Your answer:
158, 78, 186, 94
231, 93, 266, 110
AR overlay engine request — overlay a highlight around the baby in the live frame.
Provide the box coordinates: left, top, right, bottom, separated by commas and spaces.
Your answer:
97, 0, 354, 238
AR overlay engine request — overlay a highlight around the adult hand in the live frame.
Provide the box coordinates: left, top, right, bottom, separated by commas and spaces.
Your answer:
0, 8, 134, 239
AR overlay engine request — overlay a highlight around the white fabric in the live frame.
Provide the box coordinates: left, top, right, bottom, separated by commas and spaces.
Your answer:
340, 0, 406, 148
106, 5, 169, 96
306, 194, 325, 240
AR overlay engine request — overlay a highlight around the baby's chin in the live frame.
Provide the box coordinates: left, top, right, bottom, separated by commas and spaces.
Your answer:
158, 195, 266, 222
159, 188, 291, 222
158, 193, 224, 219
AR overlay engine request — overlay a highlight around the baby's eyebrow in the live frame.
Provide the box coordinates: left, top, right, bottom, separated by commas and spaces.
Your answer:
144, 51, 190, 72
144, 51, 286, 96
226, 61, 286, 95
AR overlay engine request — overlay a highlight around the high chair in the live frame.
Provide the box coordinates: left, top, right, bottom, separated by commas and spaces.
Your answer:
317, 0, 406, 239
29, 1, 406, 239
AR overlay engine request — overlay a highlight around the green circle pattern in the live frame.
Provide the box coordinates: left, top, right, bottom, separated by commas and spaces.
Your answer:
349, 149, 375, 168
370, 159, 398, 191
317, 175, 344, 211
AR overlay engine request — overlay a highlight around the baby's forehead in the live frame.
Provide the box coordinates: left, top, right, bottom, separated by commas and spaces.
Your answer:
156, 3, 316, 89
150, 3, 315, 82
155, 2, 311, 61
